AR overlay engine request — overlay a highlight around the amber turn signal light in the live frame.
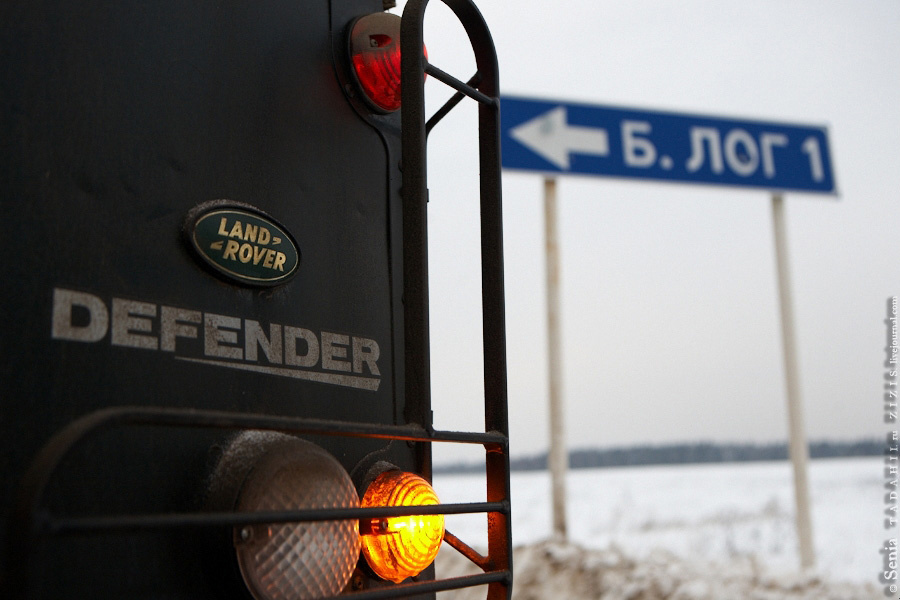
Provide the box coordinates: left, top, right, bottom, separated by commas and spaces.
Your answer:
359, 470, 445, 583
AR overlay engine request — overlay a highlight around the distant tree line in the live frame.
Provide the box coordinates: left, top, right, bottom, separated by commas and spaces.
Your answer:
433, 439, 883, 474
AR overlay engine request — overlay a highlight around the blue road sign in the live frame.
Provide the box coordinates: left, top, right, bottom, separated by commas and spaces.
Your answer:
501, 96, 836, 194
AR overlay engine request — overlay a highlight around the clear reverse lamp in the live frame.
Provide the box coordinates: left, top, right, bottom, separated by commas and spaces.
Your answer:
218, 433, 361, 600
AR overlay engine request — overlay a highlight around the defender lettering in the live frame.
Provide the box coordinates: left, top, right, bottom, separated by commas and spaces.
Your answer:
51, 287, 381, 391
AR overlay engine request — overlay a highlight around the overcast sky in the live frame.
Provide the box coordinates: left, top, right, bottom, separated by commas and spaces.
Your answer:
393, 0, 900, 463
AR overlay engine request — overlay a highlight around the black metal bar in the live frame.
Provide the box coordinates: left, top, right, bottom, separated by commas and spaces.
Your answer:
399, 0, 432, 490
335, 571, 510, 600
60, 405, 506, 445
424, 64, 495, 107
432, 428, 506, 446
43, 502, 509, 536
426, 72, 482, 136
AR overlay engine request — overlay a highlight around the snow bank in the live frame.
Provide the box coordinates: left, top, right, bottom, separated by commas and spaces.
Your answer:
433, 458, 887, 587
435, 540, 880, 600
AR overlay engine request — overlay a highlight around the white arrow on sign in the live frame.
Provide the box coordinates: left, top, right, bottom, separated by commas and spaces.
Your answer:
508, 106, 610, 170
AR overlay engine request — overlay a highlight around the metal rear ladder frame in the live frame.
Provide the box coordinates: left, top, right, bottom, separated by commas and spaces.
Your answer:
400, 0, 510, 598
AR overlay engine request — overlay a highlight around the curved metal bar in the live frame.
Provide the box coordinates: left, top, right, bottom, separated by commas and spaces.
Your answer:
400, 2, 510, 598
10, 407, 508, 533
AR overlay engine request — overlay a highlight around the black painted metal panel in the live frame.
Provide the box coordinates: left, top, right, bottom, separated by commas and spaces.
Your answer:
1, 0, 415, 596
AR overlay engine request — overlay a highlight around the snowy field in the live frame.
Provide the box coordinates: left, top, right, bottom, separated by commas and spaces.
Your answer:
433, 457, 890, 590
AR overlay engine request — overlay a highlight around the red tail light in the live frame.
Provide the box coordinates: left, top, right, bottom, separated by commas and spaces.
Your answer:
348, 12, 426, 113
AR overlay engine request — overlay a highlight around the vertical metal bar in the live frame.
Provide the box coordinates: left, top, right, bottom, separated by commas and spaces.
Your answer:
771, 193, 815, 569
544, 177, 567, 541
399, 1, 432, 483
469, 27, 511, 600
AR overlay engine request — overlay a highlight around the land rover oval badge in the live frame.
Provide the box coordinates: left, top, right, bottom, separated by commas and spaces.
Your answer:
185, 201, 300, 287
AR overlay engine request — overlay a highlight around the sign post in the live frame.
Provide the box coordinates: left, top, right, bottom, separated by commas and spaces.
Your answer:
544, 177, 567, 540
771, 193, 815, 568
501, 95, 835, 565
